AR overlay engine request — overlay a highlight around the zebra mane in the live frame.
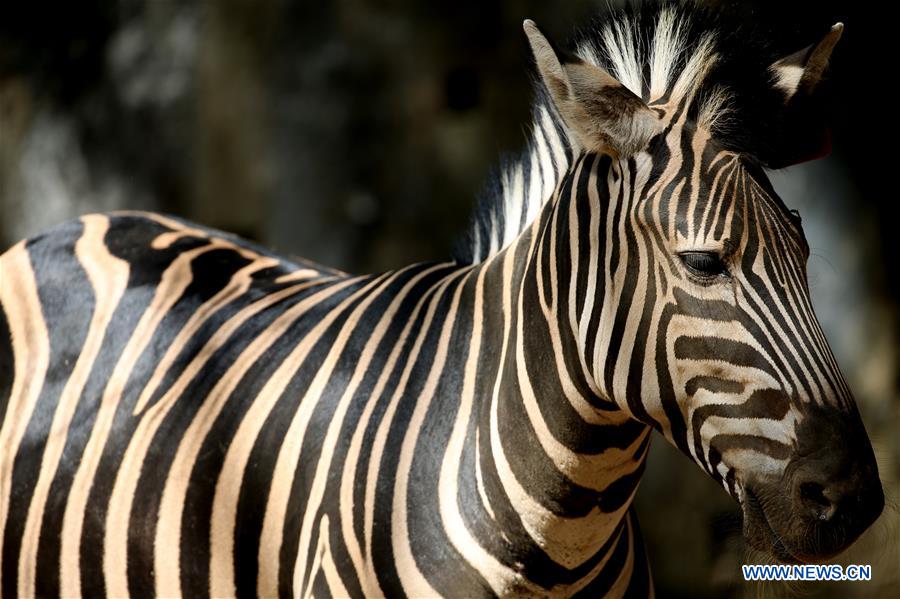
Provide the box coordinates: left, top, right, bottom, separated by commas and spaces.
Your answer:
454, 1, 785, 265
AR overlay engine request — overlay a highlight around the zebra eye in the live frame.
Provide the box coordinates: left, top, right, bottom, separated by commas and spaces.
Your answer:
680, 251, 728, 278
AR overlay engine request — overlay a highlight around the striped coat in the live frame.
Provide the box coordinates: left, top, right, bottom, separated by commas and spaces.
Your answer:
1, 208, 651, 597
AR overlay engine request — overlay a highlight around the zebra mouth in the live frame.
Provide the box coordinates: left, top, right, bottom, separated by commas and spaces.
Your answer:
742, 487, 801, 563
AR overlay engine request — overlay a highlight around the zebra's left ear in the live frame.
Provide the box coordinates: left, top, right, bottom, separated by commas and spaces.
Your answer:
769, 23, 843, 103
766, 23, 843, 167
523, 19, 661, 158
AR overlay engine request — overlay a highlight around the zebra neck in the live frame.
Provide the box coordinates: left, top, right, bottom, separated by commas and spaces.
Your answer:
461, 200, 652, 578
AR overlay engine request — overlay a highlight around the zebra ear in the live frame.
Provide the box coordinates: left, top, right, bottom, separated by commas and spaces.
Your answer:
523, 19, 661, 158
765, 23, 843, 168
769, 23, 843, 103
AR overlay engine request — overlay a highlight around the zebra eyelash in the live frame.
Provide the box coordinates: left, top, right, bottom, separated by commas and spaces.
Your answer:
679, 251, 731, 281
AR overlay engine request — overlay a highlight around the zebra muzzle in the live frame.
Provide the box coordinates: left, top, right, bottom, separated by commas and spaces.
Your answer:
740, 407, 884, 563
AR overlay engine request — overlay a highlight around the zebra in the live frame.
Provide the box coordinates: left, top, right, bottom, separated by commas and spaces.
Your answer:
0, 2, 885, 597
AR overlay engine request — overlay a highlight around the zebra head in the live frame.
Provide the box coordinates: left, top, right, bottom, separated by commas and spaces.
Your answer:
525, 13, 883, 563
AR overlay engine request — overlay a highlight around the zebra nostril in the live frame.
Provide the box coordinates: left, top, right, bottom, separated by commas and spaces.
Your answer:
799, 481, 835, 521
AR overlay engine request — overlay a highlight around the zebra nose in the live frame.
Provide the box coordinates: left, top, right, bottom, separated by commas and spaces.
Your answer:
789, 404, 884, 548
785, 465, 884, 560
791, 462, 884, 532
798, 480, 836, 521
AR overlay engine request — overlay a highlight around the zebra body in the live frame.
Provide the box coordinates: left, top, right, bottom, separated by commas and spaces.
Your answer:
1, 209, 650, 597
0, 3, 884, 597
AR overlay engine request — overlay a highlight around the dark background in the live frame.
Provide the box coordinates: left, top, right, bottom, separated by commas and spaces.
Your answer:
1, 1, 896, 596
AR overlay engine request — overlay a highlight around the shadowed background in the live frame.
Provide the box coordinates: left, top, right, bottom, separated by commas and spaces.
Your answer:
0, 0, 897, 596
